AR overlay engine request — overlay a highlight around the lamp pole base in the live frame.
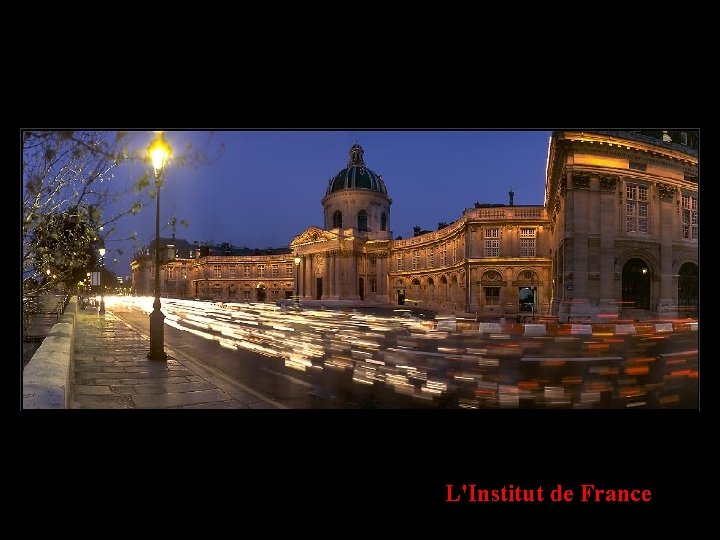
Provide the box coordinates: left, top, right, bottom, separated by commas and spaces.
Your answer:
148, 307, 167, 360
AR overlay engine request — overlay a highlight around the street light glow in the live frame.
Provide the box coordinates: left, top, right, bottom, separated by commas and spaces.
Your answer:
147, 132, 172, 174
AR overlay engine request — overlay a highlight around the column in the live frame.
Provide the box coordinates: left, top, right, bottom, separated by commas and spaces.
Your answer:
348, 251, 359, 300
599, 176, 618, 316
657, 185, 676, 314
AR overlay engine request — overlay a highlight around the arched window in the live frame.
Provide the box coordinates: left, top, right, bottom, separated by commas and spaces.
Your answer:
358, 210, 368, 232
381, 212, 387, 231
333, 210, 343, 229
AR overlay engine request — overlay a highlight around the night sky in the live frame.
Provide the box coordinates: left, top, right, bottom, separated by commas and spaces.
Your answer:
108, 130, 552, 278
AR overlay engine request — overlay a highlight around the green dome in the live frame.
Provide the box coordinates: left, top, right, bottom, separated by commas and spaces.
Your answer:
325, 144, 388, 196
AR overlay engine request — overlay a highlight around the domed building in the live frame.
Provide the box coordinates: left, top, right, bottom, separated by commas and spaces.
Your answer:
133, 132, 698, 321
291, 143, 393, 303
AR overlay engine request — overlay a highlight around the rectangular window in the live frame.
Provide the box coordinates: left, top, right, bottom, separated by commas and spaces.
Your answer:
243, 290, 251, 301
682, 194, 698, 240
243, 265, 250, 278
440, 245, 447, 266
484, 287, 500, 306
428, 249, 434, 268
272, 264, 279, 277
214, 265, 222, 278
396, 254, 403, 271
286, 264, 294, 277
626, 183, 649, 234
168, 267, 174, 280
370, 277, 377, 293
484, 228, 500, 258
229, 265, 236, 278
258, 264, 265, 277
520, 228, 536, 257
412, 251, 419, 270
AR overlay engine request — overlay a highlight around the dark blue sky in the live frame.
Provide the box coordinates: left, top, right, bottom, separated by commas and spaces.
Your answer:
108, 130, 552, 278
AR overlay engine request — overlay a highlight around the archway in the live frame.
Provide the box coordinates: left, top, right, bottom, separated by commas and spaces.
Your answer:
396, 279, 405, 305
622, 258, 650, 310
427, 277, 435, 303
440, 276, 448, 302
411, 278, 420, 306
256, 284, 266, 303
678, 262, 698, 316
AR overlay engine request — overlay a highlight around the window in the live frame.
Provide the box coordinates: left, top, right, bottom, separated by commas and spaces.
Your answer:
629, 161, 647, 172
452, 240, 458, 264
271, 289, 279, 298
333, 210, 343, 229
682, 194, 698, 240
229, 265, 236, 278
214, 265, 222, 278
381, 213, 387, 231
440, 245, 447, 266
370, 258, 376, 268
258, 264, 265, 277
412, 251, 419, 270
286, 264, 294, 277
370, 277, 377, 293
272, 264, 279, 277
484, 287, 500, 306
242, 290, 251, 301
484, 228, 499, 258
168, 267, 174, 279
243, 265, 250, 278
358, 210, 368, 232
428, 249, 434, 268
520, 228, 536, 257
626, 184, 649, 233
396, 253, 403, 270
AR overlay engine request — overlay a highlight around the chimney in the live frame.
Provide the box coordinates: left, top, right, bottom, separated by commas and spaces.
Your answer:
509, 188, 515, 207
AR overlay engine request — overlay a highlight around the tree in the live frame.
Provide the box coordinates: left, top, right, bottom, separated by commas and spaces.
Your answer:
23, 130, 221, 295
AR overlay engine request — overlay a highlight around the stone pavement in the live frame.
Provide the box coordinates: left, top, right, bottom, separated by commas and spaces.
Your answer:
70, 307, 283, 409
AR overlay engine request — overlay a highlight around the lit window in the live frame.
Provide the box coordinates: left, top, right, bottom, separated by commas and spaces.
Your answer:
214, 265, 221, 278
626, 183, 649, 233
484, 228, 499, 258
286, 264, 294, 277
412, 251, 419, 270
396, 253, 403, 271
682, 194, 698, 240
272, 265, 279, 277
520, 228, 536, 257
168, 267, 174, 279
428, 250, 434, 268
484, 287, 500, 306
440, 245, 447, 266
370, 278, 377, 293
243, 265, 250, 278
258, 264, 265, 277
229, 265, 236, 278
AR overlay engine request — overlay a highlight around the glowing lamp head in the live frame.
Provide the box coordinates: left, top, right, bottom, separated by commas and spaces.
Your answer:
99, 247, 106, 257
147, 131, 172, 174
294, 253, 301, 266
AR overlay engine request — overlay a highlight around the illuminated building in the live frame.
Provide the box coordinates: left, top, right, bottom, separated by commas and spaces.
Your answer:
131, 132, 698, 321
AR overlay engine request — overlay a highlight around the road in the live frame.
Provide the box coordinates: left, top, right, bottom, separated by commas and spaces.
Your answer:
106, 297, 699, 409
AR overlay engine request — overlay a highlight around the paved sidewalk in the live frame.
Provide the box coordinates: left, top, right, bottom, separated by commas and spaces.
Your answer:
70, 307, 282, 409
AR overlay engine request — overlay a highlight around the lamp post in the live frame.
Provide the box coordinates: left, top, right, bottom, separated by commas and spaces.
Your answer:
147, 132, 172, 360
98, 246, 106, 315
294, 253, 301, 305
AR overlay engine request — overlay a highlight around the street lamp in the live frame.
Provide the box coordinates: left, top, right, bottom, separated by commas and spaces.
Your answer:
294, 253, 301, 305
147, 132, 172, 360
98, 246, 106, 315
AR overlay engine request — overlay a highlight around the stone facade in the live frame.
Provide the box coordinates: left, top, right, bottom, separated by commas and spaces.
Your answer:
545, 130, 698, 321
131, 133, 698, 320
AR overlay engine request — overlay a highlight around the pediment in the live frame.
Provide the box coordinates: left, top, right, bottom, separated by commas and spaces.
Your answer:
291, 226, 337, 246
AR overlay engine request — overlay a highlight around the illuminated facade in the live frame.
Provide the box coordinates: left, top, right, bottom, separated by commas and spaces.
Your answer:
132, 132, 698, 320
545, 130, 698, 321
